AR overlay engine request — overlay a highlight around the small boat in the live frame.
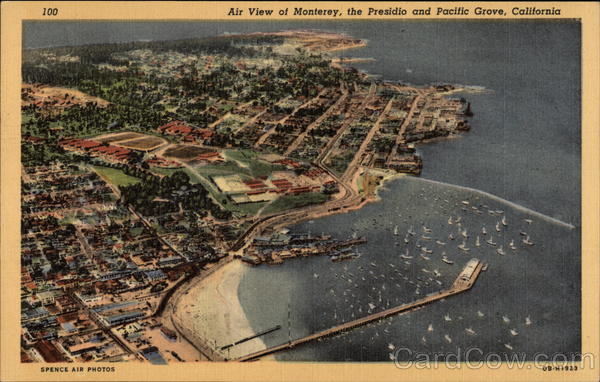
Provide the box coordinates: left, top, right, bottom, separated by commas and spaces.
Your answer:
419, 253, 430, 261
519, 231, 527, 236
486, 236, 497, 246
525, 316, 532, 325
444, 334, 452, 343
458, 241, 470, 252
477, 310, 485, 317
475, 236, 481, 247
436, 240, 446, 246
496, 246, 505, 256
504, 343, 513, 351
502, 315, 511, 323
495, 222, 501, 232
423, 225, 432, 233
455, 217, 462, 223
448, 233, 455, 240
433, 269, 442, 277
427, 324, 433, 332
510, 329, 519, 336
465, 328, 476, 335
421, 247, 433, 254
525, 218, 533, 224
509, 240, 517, 250
421, 235, 432, 240
482, 263, 488, 271
444, 314, 452, 321
448, 216, 453, 225
394, 226, 399, 235
404, 235, 410, 244
482, 227, 487, 235
461, 229, 468, 238
523, 235, 534, 246
502, 216, 508, 226
400, 254, 413, 260
408, 226, 416, 236
461, 200, 470, 205
441, 256, 454, 265
496, 209, 504, 214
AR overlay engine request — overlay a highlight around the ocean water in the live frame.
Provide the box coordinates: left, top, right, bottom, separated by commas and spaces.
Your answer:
23, 20, 582, 361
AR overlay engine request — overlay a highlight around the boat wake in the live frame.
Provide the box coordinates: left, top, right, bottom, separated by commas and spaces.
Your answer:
418, 178, 576, 229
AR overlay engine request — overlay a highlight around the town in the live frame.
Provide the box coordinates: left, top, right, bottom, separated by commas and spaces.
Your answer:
20, 30, 472, 363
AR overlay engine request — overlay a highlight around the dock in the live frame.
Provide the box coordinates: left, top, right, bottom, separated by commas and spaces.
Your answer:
236, 258, 484, 362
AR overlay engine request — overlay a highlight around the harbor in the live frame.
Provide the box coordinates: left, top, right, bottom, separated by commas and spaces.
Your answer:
237, 258, 484, 361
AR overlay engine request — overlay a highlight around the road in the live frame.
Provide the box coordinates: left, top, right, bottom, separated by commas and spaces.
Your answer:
341, 96, 394, 183
284, 84, 348, 156
67, 290, 143, 360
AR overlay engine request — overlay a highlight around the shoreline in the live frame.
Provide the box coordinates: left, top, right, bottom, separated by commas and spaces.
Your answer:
169, 259, 270, 361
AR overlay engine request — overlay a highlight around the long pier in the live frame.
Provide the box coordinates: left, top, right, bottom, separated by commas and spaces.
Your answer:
236, 258, 484, 362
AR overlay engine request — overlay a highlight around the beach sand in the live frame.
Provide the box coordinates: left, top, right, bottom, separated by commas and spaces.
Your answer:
172, 260, 268, 360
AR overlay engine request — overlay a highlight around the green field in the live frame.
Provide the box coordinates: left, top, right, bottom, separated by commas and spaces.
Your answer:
92, 165, 141, 187
224, 149, 286, 177
261, 192, 330, 216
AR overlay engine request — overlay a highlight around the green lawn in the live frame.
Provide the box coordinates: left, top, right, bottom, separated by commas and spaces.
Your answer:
92, 165, 141, 187
261, 192, 330, 216
224, 149, 286, 178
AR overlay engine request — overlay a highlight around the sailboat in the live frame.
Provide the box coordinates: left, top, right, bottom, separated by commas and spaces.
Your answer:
400, 249, 412, 259
475, 236, 481, 247
482, 226, 487, 235
495, 222, 501, 232
496, 246, 506, 255
458, 240, 470, 252
509, 240, 517, 250
486, 235, 497, 246
441, 256, 454, 264
394, 225, 399, 236
408, 226, 416, 236
461, 229, 468, 238
502, 216, 508, 226
523, 235, 534, 246
448, 216, 453, 225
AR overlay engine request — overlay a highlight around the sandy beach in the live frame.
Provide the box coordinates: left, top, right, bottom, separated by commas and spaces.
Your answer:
171, 260, 269, 360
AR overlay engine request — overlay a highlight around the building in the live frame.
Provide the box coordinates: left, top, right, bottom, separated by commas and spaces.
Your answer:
99, 309, 145, 327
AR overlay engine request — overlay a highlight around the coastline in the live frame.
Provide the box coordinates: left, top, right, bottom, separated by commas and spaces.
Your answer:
170, 260, 270, 361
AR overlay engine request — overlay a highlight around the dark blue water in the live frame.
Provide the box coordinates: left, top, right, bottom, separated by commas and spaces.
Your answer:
23, 20, 581, 361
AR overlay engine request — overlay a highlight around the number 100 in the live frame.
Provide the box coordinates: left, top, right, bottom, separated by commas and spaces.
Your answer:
42, 8, 58, 16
